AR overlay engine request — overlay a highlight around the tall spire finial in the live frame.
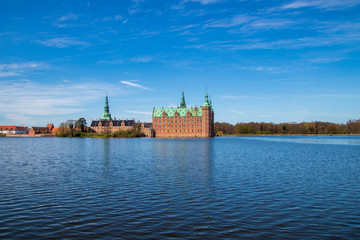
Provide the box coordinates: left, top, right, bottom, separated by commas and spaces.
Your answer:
180, 90, 186, 108
203, 88, 210, 107
102, 95, 112, 120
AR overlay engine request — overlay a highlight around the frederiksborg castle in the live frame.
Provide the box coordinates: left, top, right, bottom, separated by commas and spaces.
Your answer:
90, 91, 215, 138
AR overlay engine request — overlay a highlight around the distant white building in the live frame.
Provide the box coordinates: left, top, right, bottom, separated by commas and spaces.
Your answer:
0, 126, 28, 135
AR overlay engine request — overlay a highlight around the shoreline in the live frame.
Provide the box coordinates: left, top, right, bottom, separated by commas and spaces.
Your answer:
219, 134, 360, 137
2, 134, 360, 138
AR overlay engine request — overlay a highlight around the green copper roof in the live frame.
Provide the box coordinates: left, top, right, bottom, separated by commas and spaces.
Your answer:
102, 95, 112, 120
203, 91, 211, 107
153, 107, 202, 117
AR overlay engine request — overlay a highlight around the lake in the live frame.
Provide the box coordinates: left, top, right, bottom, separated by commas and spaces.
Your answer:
0, 136, 359, 239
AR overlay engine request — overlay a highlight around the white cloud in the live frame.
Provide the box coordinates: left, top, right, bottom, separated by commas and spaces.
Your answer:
170, 24, 199, 32
205, 15, 253, 28
188, 32, 360, 50
186, 0, 224, 4
123, 110, 152, 115
114, 15, 123, 20
0, 72, 19, 77
248, 18, 298, 30
0, 80, 121, 125
223, 95, 247, 100
230, 109, 247, 116
309, 57, 344, 63
0, 62, 50, 71
223, 94, 272, 100
242, 66, 276, 72
38, 37, 89, 48
0, 62, 50, 77
59, 13, 79, 22
98, 56, 154, 65
120, 80, 151, 90
281, 0, 360, 10
129, 57, 154, 63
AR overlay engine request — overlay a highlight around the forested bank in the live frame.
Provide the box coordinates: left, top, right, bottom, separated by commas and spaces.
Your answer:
55, 118, 142, 138
215, 120, 360, 135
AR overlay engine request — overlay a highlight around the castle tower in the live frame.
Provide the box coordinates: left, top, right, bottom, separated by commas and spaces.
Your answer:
102, 95, 112, 120
202, 90, 214, 137
180, 90, 186, 108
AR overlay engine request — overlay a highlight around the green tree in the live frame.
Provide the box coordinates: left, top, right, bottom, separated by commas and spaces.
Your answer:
76, 118, 87, 132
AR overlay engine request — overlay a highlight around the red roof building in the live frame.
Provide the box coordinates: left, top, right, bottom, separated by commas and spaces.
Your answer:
0, 126, 28, 135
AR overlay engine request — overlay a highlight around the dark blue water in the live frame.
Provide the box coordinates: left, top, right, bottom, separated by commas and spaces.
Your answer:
0, 136, 359, 239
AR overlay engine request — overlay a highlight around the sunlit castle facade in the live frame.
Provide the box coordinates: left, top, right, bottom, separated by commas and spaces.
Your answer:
152, 91, 214, 138
90, 95, 135, 133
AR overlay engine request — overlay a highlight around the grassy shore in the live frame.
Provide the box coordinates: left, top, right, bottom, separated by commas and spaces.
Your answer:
219, 134, 360, 137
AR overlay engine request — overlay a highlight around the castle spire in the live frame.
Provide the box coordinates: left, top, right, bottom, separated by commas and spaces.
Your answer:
102, 95, 112, 120
203, 89, 210, 107
180, 90, 186, 108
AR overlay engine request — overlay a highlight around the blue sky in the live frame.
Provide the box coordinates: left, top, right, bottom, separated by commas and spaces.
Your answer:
0, 0, 359, 126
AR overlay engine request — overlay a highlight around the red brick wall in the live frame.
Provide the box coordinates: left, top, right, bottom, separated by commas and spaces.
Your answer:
152, 108, 214, 138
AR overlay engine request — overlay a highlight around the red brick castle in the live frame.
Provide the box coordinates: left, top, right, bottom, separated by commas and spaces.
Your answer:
152, 91, 214, 138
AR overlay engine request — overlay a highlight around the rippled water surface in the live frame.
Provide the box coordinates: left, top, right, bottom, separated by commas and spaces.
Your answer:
1, 137, 359, 239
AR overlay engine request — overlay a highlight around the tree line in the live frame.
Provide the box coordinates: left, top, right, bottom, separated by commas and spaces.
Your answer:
215, 120, 360, 135
56, 118, 142, 138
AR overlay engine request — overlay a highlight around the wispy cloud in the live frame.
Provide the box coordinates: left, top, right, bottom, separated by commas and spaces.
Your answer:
120, 80, 151, 90
0, 62, 50, 71
38, 37, 90, 48
309, 57, 344, 63
242, 66, 284, 73
59, 13, 79, 22
92, 15, 128, 24
129, 56, 154, 63
185, 0, 224, 4
0, 80, 121, 125
123, 110, 152, 115
203, 15, 299, 32
293, 93, 360, 99
53, 13, 83, 27
223, 95, 248, 100
169, 24, 199, 32
98, 56, 155, 65
281, 0, 360, 10
223, 94, 273, 100
230, 109, 247, 116
0, 62, 50, 78
0, 72, 19, 77
205, 14, 253, 28
187, 33, 360, 50
248, 18, 299, 30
